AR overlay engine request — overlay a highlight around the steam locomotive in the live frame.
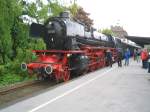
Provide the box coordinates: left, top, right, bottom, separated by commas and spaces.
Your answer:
21, 12, 140, 82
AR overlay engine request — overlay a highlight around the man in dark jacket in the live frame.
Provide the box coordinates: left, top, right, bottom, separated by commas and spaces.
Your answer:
117, 49, 122, 67
106, 49, 112, 67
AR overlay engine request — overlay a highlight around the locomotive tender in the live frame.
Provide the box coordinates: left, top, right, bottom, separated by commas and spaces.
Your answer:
21, 11, 140, 82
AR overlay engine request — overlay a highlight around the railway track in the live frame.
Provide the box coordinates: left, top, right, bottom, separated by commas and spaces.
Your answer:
0, 70, 94, 109
0, 80, 40, 95
0, 74, 81, 108
0, 79, 57, 108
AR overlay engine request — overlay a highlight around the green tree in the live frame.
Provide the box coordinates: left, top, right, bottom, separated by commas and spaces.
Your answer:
23, 0, 65, 24
101, 28, 115, 36
22, 0, 48, 23
47, 0, 65, 17
11, 22, 29, 59
0, 0, 18, 63
73, 7, 93, 29
68, 2, 79, 17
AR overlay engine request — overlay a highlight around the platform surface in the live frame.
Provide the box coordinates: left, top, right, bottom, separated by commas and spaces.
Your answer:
0, 59, 150, 112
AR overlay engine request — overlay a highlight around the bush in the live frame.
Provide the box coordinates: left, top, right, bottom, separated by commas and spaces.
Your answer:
0, 74, 22, 86
0, 65, 5, 75
0, 60, 31, 86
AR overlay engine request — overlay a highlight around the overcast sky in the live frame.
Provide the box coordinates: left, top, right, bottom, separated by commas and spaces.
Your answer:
29, 0, 150, 36
77, 0, 150, 37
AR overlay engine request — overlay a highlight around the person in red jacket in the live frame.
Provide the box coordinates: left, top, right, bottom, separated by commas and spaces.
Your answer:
141, 49, 148, 68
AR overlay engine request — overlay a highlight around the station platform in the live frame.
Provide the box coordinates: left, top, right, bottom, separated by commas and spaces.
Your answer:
0, 59, 150, 112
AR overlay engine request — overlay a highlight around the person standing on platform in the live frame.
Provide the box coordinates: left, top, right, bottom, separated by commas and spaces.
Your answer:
124, 48, 130, 66
133, 49, 136, 61
136, 49, 141, 62
106, 49, 113, 67
117, 49, 123, 67
141, 48, 149, 68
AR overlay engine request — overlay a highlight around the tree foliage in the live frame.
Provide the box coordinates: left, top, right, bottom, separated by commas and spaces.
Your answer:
68, 3, 79, 17
101, 28, 115, 36
47, 1, 65, 17
73, 7, 93, 29
68, 2, 93, 29
0, 0, 46, 85
0, 0, 22, 63
23, 0, 49, 23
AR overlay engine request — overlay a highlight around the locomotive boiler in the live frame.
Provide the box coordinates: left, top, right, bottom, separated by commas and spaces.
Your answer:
30, 11, 115, 50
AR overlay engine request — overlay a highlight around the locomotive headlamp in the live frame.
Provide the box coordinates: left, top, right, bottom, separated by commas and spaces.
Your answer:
44, 65, 53, 74
21, 63, 27, 71
67, 54, 71, 57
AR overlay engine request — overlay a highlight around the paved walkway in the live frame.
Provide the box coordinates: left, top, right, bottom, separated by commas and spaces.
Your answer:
0, 59, 150, 112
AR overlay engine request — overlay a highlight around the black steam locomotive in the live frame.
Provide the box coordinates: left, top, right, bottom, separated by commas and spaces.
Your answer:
30, 12, 116, 50
22, 11, 140, 81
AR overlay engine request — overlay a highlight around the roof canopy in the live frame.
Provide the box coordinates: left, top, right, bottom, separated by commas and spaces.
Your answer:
125, 36, 150, 47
